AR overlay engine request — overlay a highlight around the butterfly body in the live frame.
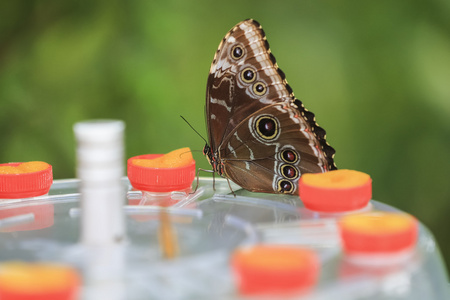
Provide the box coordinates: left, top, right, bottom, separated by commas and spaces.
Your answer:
204, 19, 336, 195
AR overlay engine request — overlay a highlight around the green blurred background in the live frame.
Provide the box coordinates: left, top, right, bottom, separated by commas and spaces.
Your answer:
1, 0, 449, 269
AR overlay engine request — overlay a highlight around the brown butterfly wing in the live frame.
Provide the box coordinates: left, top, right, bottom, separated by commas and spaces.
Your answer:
219, 102, 330, 194
206, 19, 291, 151
205, 19, 336, 195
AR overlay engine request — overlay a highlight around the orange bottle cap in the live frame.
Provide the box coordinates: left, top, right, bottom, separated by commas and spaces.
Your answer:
231, 245, 319, 295
0, 262, 80, 300
0, 162, 53, 199
339, 212, 418, 255
299, 169, 372, 212
127, 154, 196, 192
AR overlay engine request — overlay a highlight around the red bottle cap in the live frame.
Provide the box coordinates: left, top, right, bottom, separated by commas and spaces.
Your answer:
0, 162, 53, 199
127, 154, 196, 192
299, 169, 372, 212
0, 262, 80, 300
339, 212, 418, 255
231, 245, 319, 295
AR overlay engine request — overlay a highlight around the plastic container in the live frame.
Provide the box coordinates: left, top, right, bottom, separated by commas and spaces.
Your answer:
0, 202, 54, 232
0, 177, 447, 300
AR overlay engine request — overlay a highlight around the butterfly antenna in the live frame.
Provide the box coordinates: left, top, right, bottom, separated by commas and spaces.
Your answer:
180, 115, 208, 144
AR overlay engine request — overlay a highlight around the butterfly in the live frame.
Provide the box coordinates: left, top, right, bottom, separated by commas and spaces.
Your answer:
203, 19, 336, 195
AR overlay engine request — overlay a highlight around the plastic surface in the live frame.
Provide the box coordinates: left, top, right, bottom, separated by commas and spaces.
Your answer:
0, 177, 448, 300
127, 154, 196, 192
0, 163, 53, 199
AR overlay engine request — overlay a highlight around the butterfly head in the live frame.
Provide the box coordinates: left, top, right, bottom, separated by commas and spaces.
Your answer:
202, 144, 211, 161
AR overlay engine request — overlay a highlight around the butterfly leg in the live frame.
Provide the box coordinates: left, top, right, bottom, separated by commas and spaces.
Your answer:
225, 177, 236, 197
193, 168, 216, 193
193, 167, 235, 196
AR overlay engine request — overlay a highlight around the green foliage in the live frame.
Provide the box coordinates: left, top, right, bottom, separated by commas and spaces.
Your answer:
1, 0, 450, 269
